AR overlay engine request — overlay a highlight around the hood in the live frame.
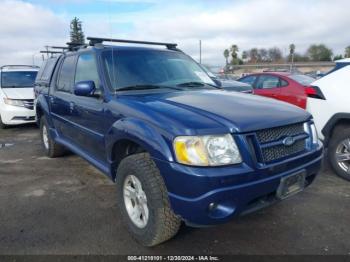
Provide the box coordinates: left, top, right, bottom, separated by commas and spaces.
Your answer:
1, 88, 34, 99
120, 90, 311, 134
219, 80, 253, 92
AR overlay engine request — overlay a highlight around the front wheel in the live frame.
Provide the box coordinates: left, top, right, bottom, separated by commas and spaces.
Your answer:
328, 126, 350, 181
116, 153, 181, 246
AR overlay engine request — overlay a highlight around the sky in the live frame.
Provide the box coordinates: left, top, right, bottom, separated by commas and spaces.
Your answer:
0, 0, 349, 66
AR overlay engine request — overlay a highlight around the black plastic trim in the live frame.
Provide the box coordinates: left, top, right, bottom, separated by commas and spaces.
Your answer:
322, 113, 350, 146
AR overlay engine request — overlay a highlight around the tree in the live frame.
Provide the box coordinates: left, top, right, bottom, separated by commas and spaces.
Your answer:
307, 44, 333, 61
230, 45, 241, 65
248, 48, 259, 63
289, 44, 295, 63
333, 54, 343, 61
258, 48, 268, 62
241, 51, 248, 61
70, 17, 85, 44
223, 49, 230, 66
345, 46, 350, 58
268, 47, 283, 62
292, 53, 309, 62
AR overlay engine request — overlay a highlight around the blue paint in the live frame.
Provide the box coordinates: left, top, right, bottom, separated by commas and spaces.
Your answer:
35, 44, 323, 226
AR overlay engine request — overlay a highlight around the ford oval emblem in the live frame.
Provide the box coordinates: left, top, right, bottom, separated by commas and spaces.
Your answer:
283, 136, 295, 146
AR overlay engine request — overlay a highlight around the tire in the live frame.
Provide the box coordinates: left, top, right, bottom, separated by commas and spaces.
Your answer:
40, 116, 66, 158
116, 153, 181, 246
0, 115, 6, 129
328, 126, 350, 181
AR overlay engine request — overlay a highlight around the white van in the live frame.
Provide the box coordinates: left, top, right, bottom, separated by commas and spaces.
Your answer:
0, 65, 39, 128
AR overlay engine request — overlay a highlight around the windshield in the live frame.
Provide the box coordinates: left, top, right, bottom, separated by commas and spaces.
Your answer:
201, 65, 217, 78
102, 49, 215, 90
289, 74, 315, 86
1, 71, 38, 88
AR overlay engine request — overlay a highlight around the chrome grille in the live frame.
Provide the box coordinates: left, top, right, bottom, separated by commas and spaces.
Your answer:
256, 123, 304, 143
261, 140, 306, 162
256, 122, 307, 163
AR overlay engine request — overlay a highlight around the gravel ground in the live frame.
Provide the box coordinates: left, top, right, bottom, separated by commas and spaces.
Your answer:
0, 124, 349, 255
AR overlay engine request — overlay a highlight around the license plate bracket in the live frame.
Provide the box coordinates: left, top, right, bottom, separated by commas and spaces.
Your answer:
276, 171, 306, 199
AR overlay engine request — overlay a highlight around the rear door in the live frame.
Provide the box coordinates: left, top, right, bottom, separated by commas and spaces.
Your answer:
276, 77, 304, 107
254, 75, 281, 100
50, 55, 78, 142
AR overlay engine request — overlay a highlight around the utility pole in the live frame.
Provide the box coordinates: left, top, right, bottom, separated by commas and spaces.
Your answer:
45, 45, 49, 59
199, 40, 202, 64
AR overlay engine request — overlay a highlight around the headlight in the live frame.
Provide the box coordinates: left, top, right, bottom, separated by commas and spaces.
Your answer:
3, 98, 25, 107
173, 134, 242, 166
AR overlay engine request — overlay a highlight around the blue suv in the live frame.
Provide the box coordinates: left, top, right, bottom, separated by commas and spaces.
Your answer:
35, 37, 323, 246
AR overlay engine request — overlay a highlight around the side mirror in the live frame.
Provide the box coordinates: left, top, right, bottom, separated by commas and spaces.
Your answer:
74, 81, 96, 97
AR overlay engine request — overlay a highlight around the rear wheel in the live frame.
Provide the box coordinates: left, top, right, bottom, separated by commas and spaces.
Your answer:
328, 126, 350, 181
40, 116, 66, 158
116, 153, 181, 246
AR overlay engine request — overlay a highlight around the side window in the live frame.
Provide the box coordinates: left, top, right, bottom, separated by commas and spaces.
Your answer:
57, 56, 76, 92
255, 75, 280, 89
41, 58, 58, 82
240, 75, 257, 86
280, 78, 289, 87
35, 61, 47, 82
75, 53, 101, 93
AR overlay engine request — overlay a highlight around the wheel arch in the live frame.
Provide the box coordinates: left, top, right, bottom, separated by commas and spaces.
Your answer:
35, 96, 53, 126
106, 117, 174, 181
322, 113, 350, 146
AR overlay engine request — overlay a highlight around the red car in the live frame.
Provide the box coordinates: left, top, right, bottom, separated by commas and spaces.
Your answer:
238, 72, 316, 109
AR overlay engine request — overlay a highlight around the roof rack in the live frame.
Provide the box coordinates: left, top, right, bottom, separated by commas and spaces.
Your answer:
40, 50, 63, 55
66, 42, 88, 51
50, 46, 70, 50
0, 65, 40, 70
87, 37, 178, 50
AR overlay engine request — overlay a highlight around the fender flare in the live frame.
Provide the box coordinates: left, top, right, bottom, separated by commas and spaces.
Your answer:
105, 117, 174, 175
36, 96, 54, 127
322, 113, 350, 146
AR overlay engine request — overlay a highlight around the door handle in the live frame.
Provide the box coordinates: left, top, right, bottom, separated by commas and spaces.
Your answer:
69, 102, 75, 112
49, 97, 55, 104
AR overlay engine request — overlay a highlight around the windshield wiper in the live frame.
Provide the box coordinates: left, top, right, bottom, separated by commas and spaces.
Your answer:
176, 81, 221, 89
176, 81, 205, 87
116, 84, 181, 92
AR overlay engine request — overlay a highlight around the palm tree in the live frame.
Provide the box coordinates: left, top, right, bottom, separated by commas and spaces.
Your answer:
223, 49, 230, 66
230, 45, 239, 59
345, 46, 350, 58
289, 44, 295, 61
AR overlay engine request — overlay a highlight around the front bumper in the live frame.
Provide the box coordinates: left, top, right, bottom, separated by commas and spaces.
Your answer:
154, 144, 323, 226
0, 104, 36, 125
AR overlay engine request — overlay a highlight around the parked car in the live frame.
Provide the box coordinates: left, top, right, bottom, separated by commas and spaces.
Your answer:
35, 37, 323, 246
238, 72, 316, 109
306, 64, 350, 181
202, 66, 253, 93
325, 58, 350, 76
0, 65, 39, 128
